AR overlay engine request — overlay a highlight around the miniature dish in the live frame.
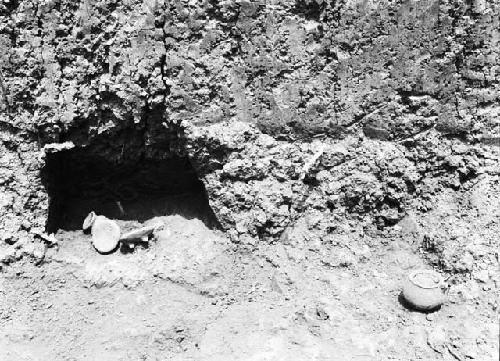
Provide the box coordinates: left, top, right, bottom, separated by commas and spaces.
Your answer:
402, 269, 447, 311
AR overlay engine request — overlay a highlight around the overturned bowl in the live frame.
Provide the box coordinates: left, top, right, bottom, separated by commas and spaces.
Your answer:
91, 216, 120, 254
402, 269, 446, 311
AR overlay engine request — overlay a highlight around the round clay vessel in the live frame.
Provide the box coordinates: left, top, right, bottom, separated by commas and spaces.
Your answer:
91, 216, 120, 254
82, 211, 96, 232
402, 269, 446, 311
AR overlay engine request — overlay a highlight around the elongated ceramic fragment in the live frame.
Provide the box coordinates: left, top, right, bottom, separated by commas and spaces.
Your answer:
82, 211, 97, 232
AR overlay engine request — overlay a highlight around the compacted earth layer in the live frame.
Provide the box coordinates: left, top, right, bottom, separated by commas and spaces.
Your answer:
0, 215, 498, 360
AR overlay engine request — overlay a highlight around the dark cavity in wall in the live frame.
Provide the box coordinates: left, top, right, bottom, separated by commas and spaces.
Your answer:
292, 0, 326, 21
43, 148, 220, 233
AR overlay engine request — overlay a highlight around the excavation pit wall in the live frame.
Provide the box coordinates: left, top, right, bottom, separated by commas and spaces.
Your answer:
0, 117, 497, 278
0, 0, 498, 269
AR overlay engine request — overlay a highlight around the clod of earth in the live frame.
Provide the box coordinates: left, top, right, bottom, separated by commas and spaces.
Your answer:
402, 270, 447, 312
90, 216, 121, 254
40, 233, 58, 246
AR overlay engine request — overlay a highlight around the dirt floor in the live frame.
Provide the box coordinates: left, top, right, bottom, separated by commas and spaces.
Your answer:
1, 214, 497, 361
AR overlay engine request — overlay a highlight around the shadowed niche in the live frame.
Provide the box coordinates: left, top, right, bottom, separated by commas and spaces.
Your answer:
42, 149, 220, 233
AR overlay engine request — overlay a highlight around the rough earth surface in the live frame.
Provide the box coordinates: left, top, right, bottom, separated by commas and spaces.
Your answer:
1, 215, 498, 360
0, 0, 499, 360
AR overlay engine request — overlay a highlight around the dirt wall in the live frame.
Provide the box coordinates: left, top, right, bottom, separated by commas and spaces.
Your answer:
0, 0, 499, 268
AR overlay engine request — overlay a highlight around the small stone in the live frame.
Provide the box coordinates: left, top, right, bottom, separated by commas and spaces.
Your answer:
450, 282, 481, 302
445, 155, 462, 168
30, 226, 45, 236
473, 270, 489, 283
40, 233, 58, 246
427, 326, 447, 353
303, 20, 320, 33
399, 214, 421, 240
321, 249, 356, 268
42, 141, 75, 153
235, 221, 248, 234
0, 246, 16, 264
315, 305, 329, 321
0, 230, 14, 245
257, 134, 275, 148
21, 220, 31, 230
456, 253, 474, 272
239, 234, 257, 246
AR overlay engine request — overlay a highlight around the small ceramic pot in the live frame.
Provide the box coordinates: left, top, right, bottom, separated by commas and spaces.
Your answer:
402, 269, 447, 311
82, 211, 96, 232
91, 216, 121, 254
